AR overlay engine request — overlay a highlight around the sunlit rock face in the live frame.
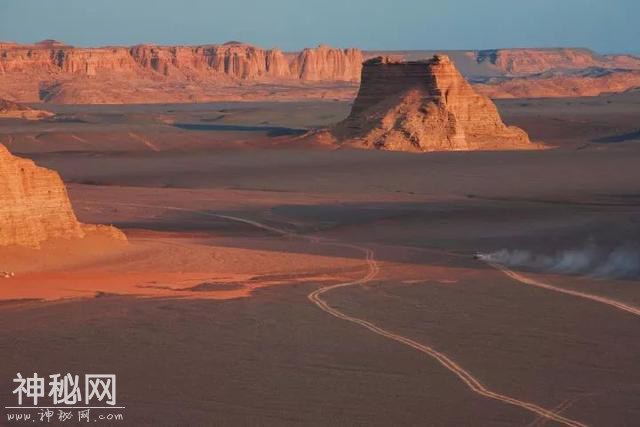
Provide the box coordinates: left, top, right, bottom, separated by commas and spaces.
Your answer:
0, 144, 124, 247
291, 45, 363, 81
0, 41, 364, 103
331, 55, 532, 152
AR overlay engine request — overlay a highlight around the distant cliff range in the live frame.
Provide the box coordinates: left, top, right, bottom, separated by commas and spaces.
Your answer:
1, 41, 639, 103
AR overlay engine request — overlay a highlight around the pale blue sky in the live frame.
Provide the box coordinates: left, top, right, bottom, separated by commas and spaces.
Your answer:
0, 0, 637, 53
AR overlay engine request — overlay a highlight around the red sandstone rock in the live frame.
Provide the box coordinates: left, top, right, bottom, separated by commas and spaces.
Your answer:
0, 42, 361, 81
330, 56, 533, 152
0, 144, 125, 247
291, 45, 363, 81
2, 42, 639, 103
0, 42, 363, 103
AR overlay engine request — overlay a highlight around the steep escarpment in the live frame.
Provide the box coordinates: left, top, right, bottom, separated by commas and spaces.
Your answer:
0, 144, 125, 247
3, 42, 639, 102
0, 41, 363, 103
0, 41, 362, 80
329, 55, 533, 152
291, 45, 362, 81
129, 43, 287, 79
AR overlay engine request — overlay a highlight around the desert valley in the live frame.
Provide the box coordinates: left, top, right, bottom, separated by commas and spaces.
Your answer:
1, 8, 640, 425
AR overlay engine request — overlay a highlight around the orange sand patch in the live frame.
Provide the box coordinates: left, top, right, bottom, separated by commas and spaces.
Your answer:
0, 271, 251, 301
0, 232, 363, 302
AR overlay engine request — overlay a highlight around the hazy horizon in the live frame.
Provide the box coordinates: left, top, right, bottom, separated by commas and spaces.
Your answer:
0, 0, 637, 55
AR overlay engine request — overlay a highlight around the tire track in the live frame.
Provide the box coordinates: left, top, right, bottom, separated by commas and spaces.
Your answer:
308, 248, 585, 427
486, 261, 640, 317
85, 201, 587, 426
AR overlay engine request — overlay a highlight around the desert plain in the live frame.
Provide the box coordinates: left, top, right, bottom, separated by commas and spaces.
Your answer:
0, 84, 639, 426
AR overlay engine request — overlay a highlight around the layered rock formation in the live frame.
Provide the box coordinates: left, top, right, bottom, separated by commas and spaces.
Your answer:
0, 97, 53, 119
2, 41, 639, 102
0, 41, 363, 103
330, 56, 532, 152
292, 45, 362, 81
367, 48, 640, 98
0, 144, 125, 247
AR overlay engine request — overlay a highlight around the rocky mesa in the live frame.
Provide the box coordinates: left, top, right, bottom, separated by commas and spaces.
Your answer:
367, 48, 640, 99
0, 40, 362, 81
328, 55, 534, 152
0, 144, 125, 247
0, 41, 363, 103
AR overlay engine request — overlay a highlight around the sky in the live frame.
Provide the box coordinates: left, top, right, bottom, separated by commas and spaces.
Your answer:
0, 0, 637, 54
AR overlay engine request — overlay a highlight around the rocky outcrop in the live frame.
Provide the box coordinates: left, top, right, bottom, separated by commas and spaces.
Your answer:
0, 144, 125, 247
365, 49, 640, 98
330, 56, 533, 152
0, 98, 53, 119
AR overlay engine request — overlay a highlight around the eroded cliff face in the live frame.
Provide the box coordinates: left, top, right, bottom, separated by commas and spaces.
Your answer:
0, 41, 362, 81
3, 42, 639, 103
291, 45, 363, 81
0, 41, 363, 103
330, 55, 533, 152
128, 43, 291, 79
0, 144, 124, 247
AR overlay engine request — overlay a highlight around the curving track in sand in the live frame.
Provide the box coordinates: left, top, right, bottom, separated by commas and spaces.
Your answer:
306, 245, 586, 427
87, 201, 587, 426
486, 261, 640, 317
